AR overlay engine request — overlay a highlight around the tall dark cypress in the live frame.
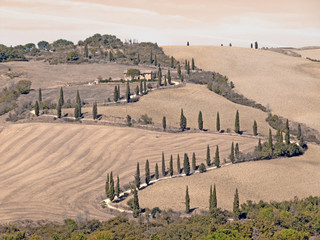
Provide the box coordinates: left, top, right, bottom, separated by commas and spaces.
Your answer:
216, 112, 220, 132
191, 58, 195, 70
38, 88, 42, 103
285, 119, 290, 145
169, 155, 173, 176
140, 80, 143, 95
155, 163, 159, 179
185, 186, 190, 213
268, 129, 273, 149
206, 144, 211, 166
253, 120, 258, 136
126, 81, 130, 103
167, 70, 172, 85
105, 173, 109, 197
192, 152, 196, 171
60, 87, 64, 105
177, 154, 181, 174
209, 185, 213, 212
235, 110, 240, 133
177, 64, 181, 78
215, 146, 220, 168
161, 152, 166, 176
233, 188, 240, 219
212, 184, 217, 208
92, 102, 97, 120
183, 153, 190, 175
145, 160, 150, 185
116, 176, 120, 198
114, 86, 118, 102
297, 124, 302, 140
133, 188, 140, 218
198, 111, 203, 130
170, 56, 174, 68
230, 142, 235, 163
162, 116, 166, 131
235, 143, 239, 159
35, 101, 40, 117
135, 162, 140, 189
109, 172, 115, 201
57, 101, 61, 118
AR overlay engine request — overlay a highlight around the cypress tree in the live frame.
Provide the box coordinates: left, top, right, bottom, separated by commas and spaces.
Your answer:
235, 110, 240, 133
191, 58, 195, 70
116, 176, 120, 198
57, 100, 61, 118
192, 152, 196, 171
164, 76, 167, 86
185, 186, 190, 213
84, 44, 88, 58
109, 172, 115, 201
143, 79, 147, 94
135, 85, 139, 96
145, 160, 150, 185
169, 155, 173, 176
60, 87, 64, 105
157, 67, 162, 86
206, 144, 211, 166
177, 64, 181, 78
183, 153, 190, 175
76, 90, 81, 116
114, 86, 118, 102
235, 143, 239, 159
258, 138, 262, 151
299, 135, 305, 148
268, 129, 273, 149
285, 130, 290, 145
198, 111, 203, 130
233, 188, 240, 219
255, 41, 258, 49
215, 145, 220, 168
38, 88, 42, 103
140, 80, 143, 95
180, 108, 187, 131
251, 43, 253, 48
126, 81, 130, 103
171, 56, 174, 68
155, 163, 159, 179
177, 154, 181, 174
297, 124, 302, 140
230, 142, 235, 163
212, 184, 217, 208
154, 55, 157, 66
209, 185, 213, 212
137, 54, 140, 63
167, 70, 171, 85
35, 101, 39, 116
92, 102, 97, 120
161, 152, 166, 176
162, 116, 166, 131
185, 59, 188, 70
280, 131, 283, 143
276, 129, 281, 143
253, 120, 258, 136
216, 112, 220, 132
187, 60, 190, 74
150, 51, 153, 64
105, 173, 109, 197
74, 104, 79, 119
118, 84, 120, 99
133, 188, 140, 218
135, 162, 140, 189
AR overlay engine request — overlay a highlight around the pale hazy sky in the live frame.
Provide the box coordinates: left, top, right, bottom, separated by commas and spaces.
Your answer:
1, 0, 319, 47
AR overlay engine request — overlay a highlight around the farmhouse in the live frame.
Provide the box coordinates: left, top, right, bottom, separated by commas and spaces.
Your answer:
123, 69, 153, 81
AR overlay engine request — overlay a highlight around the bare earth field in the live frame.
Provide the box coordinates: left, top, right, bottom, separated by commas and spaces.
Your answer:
139, 144, 320, 212
293, 48, 320, 60
0, 123, 257, 223
163, 46, 320, 133
75, 83, 272, 136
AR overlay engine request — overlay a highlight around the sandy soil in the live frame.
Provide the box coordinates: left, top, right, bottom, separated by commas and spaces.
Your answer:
293, 48, 320, 60
0, 123, 257, 223
73, 83, 271, 136
139, 144, 320, 213
163, 46, 320, 133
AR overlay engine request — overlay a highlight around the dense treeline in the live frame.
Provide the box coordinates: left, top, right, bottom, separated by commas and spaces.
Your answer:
2, 196, 320, 239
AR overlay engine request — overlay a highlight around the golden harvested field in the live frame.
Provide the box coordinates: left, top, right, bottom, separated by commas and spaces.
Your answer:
77, 83, 271, 136
139, 144, 320, 212
163, 46, 320, 133
0, 123, 257, 223
294, 48, 320, 60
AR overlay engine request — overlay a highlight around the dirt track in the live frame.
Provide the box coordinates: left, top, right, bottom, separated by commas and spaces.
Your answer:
0, 123, 257, 223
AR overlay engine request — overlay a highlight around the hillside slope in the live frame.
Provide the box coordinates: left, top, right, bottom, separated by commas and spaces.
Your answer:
163, 46, 320, 133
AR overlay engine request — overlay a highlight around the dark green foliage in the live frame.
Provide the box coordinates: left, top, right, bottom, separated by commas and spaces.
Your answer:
206, 144, 211, 166
268, 129, 273, 149
105, 173, 109, 197
215, 145, 220, 168
251, 43, 253, 48
177, 154, 181, 174
297, 124, 302, 140
35, 101, 39, 116
135, 162, 140, 189
144, 80, 147, 94
109, 172, 115, 201
198, 111, 203, 130
109, 50, 114, 61
230, 142, 235, 163
210, 185, 217, 212
126, 115, 132, 127
15, 80, 31, 94
75, 90, 81, 114
139, 80, 143, 95
145, 160, 150, 185
74, 104, 80, 119
169, 155, 173, 176
187, 60, 190, 74
155, 163, 159, 179
154, 55, 157, 66
135, 85, 139, 96
180, 108, 187, 131
255, 41, 258, 49
57, 100, 61, 118
253, 120, 257, 136
126, 81, 130, 103
199, 163, 206, 173
150, 51, 153, 64
116, 176, 120, 198
66, 51, 80, 61
192, 152, 196, 171
285, 119, 290, 145
157, 67, 162, 86
183, 153, 190, 175
38, 88, 42, 103
161, 152, 166, 176
84, 44, 88, 58
92, 102, 97, 120
235, 143, 239, 160
177, 64, 181, 78
162, 116, 166, 131
133, 189, 140, 218
216, 112, 220, 132
191, 58, 195, 70
185, 59, 188, 70
233, 188, 240, 219
235, 110, 240, 133
185, 186, 190, 213
167, 70, 172, 85
164, 76, 167, 86
171, 56, 174, 68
